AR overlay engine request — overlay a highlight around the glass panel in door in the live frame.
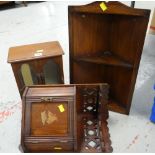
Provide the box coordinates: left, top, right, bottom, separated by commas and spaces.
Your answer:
21, 63, 37, 86
43, 60, 61, 84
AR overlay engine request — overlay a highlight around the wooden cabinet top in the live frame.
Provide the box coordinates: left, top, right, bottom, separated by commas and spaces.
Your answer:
68, 1, 150, 17
24, 85, 76, 97
8, 41, 64, 63
23, 84, 108, 97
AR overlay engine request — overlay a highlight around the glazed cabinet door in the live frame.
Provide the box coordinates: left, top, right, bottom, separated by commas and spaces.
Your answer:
25, 58, 64, 85
42, 58, 64, 84
12, 62, 38, 95
12, 57, 64, 97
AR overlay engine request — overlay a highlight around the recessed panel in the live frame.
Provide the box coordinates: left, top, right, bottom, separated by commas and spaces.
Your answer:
31, 102, 68, 136
71, 13, 110, 57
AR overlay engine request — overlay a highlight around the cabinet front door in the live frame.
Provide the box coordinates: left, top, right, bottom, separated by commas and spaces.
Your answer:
20, 63, 38, 85
24, 97, 74, 138
19, 63, 38, 94
43, 60, 62, 84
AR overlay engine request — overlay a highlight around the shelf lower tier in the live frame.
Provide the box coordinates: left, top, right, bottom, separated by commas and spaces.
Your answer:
108, 99, 128, 114
74, 53, 133, 68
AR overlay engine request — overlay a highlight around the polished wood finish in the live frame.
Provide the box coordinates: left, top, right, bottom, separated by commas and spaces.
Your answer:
31, 102, 68, 136
21, 86, 75, 153
8, 41, 64, 63
21, 84, 112, 153
7, 41, 64, 96
68, 1, 150, 114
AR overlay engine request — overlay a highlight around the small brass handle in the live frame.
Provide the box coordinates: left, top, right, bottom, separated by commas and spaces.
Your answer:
53, 146, 62, 150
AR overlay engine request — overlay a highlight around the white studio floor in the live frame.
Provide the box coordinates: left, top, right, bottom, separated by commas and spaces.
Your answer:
0, 1, 155, 153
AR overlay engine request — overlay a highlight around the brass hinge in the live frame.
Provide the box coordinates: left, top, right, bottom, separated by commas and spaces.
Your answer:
41, 97, 53, 102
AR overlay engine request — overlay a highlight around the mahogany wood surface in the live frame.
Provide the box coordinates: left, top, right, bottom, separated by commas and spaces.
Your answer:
8, 41, 64, 63
68, 1, 150, 114
21, 84, 113, 153
8, 41, 64, 97
21, 85, 75, 153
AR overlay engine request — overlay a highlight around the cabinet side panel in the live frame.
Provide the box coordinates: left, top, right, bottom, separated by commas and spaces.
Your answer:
110, 16, 149, 64
70, 13, 110, 57
110, 16, 150, 114
104, 66, 133, 110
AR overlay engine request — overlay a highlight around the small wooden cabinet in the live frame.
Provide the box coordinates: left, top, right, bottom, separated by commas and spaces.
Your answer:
21, 86, 75, 153
68, 1, 150, 114
7, 41, 64, 97
21, 84, 113, 153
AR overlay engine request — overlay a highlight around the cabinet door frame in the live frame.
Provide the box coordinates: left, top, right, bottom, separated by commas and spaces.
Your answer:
24, 96, 74, 139
11, 56, 64, 97
11, 62, 38, 96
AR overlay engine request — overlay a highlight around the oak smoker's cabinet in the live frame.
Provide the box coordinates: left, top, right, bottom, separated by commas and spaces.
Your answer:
68, 1, 150, 114
7, 41, 64, 97
21, 84, 113, 153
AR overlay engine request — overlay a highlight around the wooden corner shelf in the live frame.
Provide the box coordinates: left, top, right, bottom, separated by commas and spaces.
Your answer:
69, 1, 150, 115
74, 51, 133, 68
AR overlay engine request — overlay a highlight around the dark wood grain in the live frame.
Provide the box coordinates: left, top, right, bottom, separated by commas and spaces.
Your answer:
8, 41, 64, 97
68, 1, 150, 115
20, 84, 112, 153
75, 53, 133, 68
21, 85, 75, 153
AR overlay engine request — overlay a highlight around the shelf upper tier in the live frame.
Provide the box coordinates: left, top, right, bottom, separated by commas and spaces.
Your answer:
74, 52, 133, 68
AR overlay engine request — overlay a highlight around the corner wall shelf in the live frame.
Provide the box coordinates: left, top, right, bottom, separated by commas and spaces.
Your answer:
74, 51, 133, 68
